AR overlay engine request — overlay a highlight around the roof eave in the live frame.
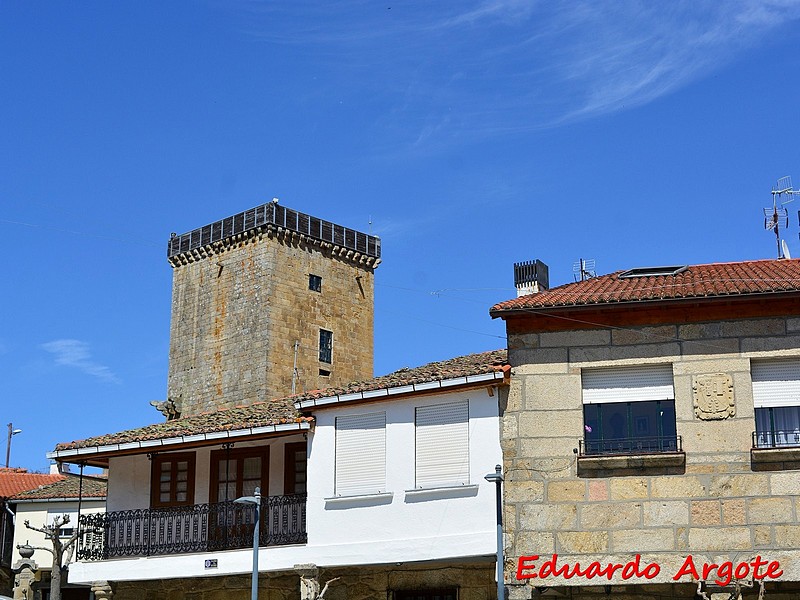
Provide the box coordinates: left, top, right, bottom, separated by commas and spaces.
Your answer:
11, 496, 106, 504
49, 421, 312, 465
491, 289, 800, 318
294, 369, 508, 410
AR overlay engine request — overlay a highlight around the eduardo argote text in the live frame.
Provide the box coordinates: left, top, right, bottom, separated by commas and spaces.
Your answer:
516, 554, 783, 587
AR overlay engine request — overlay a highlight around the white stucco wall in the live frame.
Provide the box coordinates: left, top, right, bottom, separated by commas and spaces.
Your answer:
12, 499, 106, 568
69, 386, 503, 583
304, 387, 502, 558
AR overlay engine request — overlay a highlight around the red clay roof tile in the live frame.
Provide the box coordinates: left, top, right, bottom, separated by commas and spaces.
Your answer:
12, 473, 106, 500
0, 468, 63, 498
491, 259, 800, 314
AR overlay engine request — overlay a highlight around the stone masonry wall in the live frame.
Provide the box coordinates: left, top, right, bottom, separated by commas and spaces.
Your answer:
167, 230, 375, 416
111, 562, 495, 600
502, 316, 800, 596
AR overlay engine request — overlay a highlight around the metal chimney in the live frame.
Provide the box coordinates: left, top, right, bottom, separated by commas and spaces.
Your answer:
514, 260, 549, 297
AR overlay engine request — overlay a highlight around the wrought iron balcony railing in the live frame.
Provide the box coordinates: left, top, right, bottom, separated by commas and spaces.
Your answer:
752, 429, 800, 449
579, 435, 682, 457
77, 494, 306, 561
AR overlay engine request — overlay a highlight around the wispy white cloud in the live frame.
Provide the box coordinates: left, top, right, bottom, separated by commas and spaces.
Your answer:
41, 339, 120, 384
232, 0, 800, 148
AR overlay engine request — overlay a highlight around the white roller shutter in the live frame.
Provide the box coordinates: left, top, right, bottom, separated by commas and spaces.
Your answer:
415, 400, 470, 488
752, 359, 800, 408
582, 365, 674, 404
335, 412, 386, 496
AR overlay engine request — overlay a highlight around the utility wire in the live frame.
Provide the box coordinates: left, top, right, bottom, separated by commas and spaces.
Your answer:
0, 217, 162, 248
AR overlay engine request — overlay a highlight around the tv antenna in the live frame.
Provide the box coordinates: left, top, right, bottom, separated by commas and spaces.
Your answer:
765, 176, 799, 258
573, 258, 596, 282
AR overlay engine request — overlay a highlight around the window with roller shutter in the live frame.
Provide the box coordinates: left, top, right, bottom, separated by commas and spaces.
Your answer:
581, 364, 678, 455
335, 412, 386, 496
415, 400, 470, 489
752, 358, 800, 448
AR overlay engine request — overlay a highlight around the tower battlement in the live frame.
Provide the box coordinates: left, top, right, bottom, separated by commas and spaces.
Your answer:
167, 200, 381, 266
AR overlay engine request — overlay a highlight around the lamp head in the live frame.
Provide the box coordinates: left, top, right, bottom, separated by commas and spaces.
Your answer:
484, 464, 503, 483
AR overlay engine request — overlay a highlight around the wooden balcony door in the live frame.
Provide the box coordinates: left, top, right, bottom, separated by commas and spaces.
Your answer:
208, 447, 269, 549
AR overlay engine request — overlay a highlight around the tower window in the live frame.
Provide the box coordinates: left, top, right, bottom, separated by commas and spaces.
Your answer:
309, 274, 322, 292
319, 329, 333, 364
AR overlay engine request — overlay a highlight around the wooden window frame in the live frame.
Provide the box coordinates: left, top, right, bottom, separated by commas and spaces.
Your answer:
209, 446, 270, 504
284, 442, 308, 495
150, 452, 196, 508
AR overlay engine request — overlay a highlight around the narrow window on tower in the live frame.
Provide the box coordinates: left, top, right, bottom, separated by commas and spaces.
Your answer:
309, 274, 322, 292
319, 329, 333, 364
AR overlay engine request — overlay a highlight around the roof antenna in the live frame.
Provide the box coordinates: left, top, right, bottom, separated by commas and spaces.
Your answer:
765, 176, 799, 258
573, 258, 596, 282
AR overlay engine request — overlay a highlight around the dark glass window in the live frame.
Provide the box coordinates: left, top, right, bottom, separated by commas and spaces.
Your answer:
319, 329, 333, 363
309, 274, 322, 292
754, 406, 800, 448
583, 400, 677, 455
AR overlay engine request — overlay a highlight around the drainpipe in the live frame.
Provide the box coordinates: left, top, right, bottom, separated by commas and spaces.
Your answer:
2, 499, 14, 564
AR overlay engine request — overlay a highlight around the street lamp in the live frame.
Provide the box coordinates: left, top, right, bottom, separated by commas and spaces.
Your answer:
484, 464, 504, 600
234, 486, 262, 600
6, 423, 22, 468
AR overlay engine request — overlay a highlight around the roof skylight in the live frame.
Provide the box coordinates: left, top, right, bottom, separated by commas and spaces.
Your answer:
618, 265, 688, 279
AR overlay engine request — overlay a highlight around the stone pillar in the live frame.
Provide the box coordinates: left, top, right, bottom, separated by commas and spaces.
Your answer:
91, 580, 114, 600
11, 559, 38, 600
508, 583, 530, 600
294, 564, 320, 600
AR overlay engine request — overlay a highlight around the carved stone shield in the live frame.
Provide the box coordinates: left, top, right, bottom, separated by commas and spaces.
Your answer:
693, 373, 735, 420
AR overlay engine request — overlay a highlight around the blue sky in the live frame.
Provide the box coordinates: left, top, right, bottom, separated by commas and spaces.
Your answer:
3, 1, 800, 471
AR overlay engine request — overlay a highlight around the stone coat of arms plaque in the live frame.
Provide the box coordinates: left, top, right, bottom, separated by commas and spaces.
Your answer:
693, 373, 735, 420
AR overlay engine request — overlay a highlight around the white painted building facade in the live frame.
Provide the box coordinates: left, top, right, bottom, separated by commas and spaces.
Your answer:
49, 351, 508, 600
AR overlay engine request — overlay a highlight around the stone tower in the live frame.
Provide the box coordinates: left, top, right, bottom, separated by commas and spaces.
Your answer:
165, 200, 380, 417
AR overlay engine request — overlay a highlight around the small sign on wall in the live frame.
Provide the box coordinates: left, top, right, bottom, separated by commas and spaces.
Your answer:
205, 559, 218, 569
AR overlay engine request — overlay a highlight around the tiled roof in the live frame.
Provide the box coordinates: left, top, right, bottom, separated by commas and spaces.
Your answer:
53, 350, 508, 453
291, 349, 508, 403
0, 468, 63, 498
55, 397, 312, 452
491, 259, 800, 314
12, 473, 107, 500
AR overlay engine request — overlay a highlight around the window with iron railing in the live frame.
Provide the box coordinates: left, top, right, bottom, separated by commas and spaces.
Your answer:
752, 359, 800, 449
581, 365, 679, 456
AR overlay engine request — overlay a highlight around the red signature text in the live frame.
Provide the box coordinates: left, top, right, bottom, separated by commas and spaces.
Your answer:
516, 554, 783, 585
516, 554, 659, 581
672, 555, 782, 586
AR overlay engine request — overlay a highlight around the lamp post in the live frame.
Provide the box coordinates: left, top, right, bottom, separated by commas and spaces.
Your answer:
484, 465, 504, 600
234, 486, 262, 600
6, 423, 22, 468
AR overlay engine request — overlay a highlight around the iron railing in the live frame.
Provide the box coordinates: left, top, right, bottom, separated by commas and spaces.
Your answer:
752, 429, 800, 449
579, 435, 682, 456
77, 494, 306, 561
167, 202, 381, 259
